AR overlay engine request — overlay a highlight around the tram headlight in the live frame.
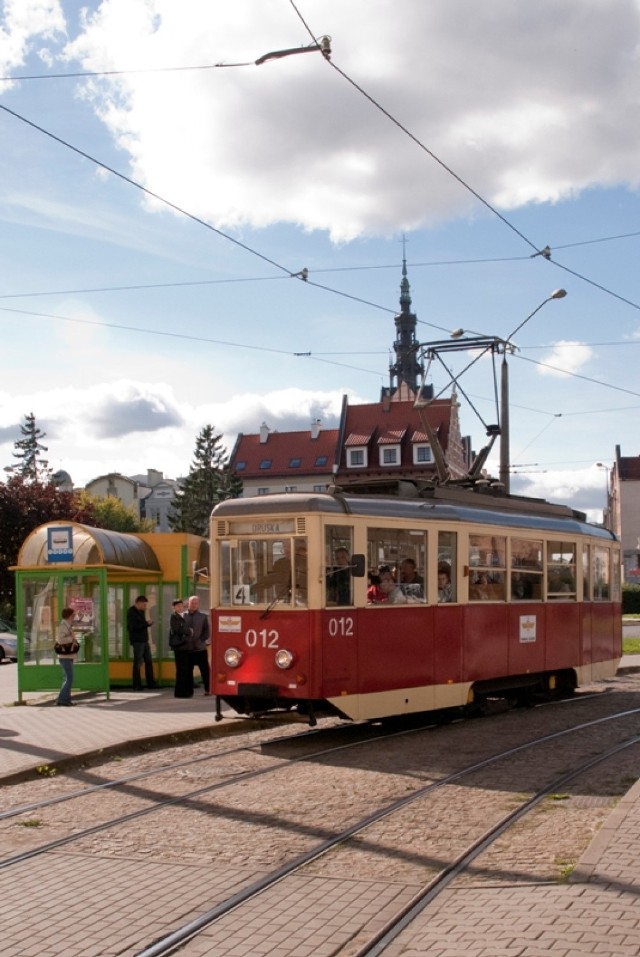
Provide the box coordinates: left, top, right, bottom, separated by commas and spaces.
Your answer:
224, 647, 243, 668
275, 649, 294, 670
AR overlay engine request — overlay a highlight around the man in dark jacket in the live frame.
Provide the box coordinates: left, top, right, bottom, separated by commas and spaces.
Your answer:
127, 595, 157, 691
170, 598, 194, 698
184, 595, 211, 695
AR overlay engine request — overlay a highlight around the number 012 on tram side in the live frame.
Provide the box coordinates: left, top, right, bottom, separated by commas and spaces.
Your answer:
210, 489, 622, 725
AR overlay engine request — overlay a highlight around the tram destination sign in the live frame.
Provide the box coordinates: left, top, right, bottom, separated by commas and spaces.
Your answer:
228, 520, 295, 535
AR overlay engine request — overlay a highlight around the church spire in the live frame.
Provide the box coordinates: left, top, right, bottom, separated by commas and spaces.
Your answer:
385, 243, 425, 398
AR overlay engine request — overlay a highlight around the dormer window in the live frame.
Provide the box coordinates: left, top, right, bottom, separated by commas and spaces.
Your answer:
379, 445, 400, 467
347, 448, 367, 468
413, 444, 432, 465
259, 460, 272, 470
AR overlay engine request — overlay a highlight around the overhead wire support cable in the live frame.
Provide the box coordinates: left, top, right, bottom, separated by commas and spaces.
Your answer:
0, 37, 331, 81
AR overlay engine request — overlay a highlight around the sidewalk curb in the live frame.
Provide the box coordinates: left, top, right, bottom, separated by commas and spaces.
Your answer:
0, 716, 253, 787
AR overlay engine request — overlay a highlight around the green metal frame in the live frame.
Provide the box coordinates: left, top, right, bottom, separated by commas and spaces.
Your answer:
15, 568, 110, 702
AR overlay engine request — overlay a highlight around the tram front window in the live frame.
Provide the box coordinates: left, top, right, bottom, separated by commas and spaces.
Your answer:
219, 538, 308, 607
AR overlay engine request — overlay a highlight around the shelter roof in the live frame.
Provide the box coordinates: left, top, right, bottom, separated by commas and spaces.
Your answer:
17, 521, 161, 571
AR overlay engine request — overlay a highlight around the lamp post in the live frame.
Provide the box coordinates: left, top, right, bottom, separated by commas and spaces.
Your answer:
449, 289, 567, 493
596, 462, 610, 527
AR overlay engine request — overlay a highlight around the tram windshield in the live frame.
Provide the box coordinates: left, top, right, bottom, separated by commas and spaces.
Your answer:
219, 537, 308, 607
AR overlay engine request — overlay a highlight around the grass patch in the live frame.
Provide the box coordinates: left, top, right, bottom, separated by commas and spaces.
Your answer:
623, 638, 640, 655
17, 818, 43, 828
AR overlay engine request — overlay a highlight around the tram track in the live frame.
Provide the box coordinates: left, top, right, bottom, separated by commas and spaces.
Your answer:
132, 731, 640, 957
1, 684, 638, 957
0, 684, 616, 825
0, 689, 632, 868
0, 718, 444, 868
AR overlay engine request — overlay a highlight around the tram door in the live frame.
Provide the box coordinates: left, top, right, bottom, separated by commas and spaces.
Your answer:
322, 525, 358, 695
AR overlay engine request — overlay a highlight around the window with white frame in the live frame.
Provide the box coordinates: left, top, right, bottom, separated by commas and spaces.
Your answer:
413, 444, 432, 465
284, 485, 297, 492
347, 448, 367, 468
379, 445, 400, 466
257, 487, 269, 495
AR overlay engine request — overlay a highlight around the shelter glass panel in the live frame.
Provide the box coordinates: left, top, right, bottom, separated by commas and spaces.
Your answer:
22, 574, 105, 665
108, 585, 126, 658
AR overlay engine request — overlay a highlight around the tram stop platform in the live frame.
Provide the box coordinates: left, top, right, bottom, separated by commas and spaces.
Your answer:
0, 659, 639, 957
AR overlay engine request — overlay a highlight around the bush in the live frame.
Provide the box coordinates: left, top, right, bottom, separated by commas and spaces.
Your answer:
622, 584, 640, 614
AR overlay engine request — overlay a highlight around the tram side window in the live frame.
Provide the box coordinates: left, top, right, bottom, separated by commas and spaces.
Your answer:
325, 526, 354, 605
468, 534, 506, 601
582, 544, 591, 601
438, 531, 456, 602
612, 548, 621, 602
592, 546, 610, 601
367, 527, 426, 603
547, 541, 576, 600
511, 539, 542, 601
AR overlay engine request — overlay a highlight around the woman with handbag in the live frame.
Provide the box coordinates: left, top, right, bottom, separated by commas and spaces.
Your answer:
56, 607, 79, 707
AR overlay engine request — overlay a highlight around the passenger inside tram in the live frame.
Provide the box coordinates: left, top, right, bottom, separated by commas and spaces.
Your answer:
399, 557, 424, 599
437, 563, 453, 602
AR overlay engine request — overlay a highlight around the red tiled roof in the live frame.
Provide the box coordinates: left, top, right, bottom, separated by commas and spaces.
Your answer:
341, 398, 451, 470
377, 429, 406, 444
344, 432, 373, 447
231, 429, 339, 478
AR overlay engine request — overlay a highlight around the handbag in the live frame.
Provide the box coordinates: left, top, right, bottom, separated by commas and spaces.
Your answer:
169, 630, 186, 650
54, 639, 80, 655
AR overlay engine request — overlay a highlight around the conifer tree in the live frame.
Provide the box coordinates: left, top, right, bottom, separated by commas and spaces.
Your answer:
169, 425, 242, 535
12, 412, 51, 482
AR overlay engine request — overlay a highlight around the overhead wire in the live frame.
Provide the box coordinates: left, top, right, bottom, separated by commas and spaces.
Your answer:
0, 101, 402, 318
287, 0, 640, 315
0, 303, 385, 378
2, 7, 639, 423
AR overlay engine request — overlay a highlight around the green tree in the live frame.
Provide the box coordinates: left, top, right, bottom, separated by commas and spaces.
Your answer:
12, 412, 51, 482
75, 491, 156, 533
169, 425, 242, 535
0, 475, 98, 614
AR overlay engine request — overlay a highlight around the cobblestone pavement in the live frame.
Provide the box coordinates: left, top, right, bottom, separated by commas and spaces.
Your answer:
0, 665, 638, 957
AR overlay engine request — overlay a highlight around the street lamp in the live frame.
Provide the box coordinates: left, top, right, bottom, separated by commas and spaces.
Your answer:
448, 289, 567, 493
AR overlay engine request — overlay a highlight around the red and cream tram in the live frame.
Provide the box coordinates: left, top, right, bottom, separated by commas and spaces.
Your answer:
210, 487, 622, 724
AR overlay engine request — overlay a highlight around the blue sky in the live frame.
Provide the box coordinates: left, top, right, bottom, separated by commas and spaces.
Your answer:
1, 0, 640, 520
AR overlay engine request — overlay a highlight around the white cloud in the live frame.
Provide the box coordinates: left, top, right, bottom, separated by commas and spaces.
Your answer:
510, 465, 610, 519
0, 1, 65, 78
0, 381, 358, 486
55, 0, 640, 241
537, 341, 594, 377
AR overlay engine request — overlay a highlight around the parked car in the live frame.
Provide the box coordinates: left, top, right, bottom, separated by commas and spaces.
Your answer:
0, 620, 18, 662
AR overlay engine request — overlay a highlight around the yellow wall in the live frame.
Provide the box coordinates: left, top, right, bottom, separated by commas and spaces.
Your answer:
138, 532, 206, 580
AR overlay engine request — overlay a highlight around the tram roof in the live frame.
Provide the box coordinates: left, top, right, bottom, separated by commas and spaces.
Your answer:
212, 489, 618, 541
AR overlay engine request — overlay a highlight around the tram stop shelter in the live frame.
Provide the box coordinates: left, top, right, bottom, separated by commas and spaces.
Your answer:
13, 521, 208, 702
